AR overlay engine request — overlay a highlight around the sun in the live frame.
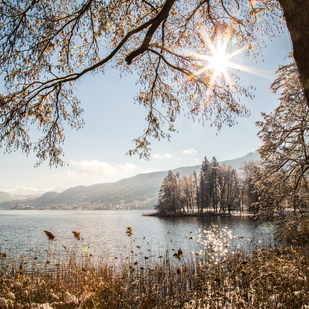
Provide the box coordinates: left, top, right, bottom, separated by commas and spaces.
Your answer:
188, 30, 255, 97
203, 40, 230, 76
210, 48, 229, 73
190, 36, 239, 95
187, 28, 271, 100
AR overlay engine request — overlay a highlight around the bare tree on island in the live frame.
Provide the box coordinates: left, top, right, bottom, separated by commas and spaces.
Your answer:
240, 161, 259, 214
0, 0, 302, 166
218, 164, 241, 214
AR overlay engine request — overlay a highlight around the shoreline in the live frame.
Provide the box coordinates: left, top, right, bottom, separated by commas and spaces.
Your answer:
142, 211, 254, 217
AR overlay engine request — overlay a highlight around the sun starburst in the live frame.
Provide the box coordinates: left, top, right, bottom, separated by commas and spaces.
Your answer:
188, 29, 273, 100
190, 34, 247, 97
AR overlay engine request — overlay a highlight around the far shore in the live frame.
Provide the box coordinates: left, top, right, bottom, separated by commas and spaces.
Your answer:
142, 211, 254, 217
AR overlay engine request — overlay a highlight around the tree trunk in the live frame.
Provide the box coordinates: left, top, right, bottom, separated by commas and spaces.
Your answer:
279, 0, 309, 105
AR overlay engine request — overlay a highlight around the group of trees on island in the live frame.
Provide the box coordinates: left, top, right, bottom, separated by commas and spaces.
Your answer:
155, 156, 258, 215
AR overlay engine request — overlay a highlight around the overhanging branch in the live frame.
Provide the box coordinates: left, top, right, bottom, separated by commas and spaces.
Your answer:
125, 0, 176, 65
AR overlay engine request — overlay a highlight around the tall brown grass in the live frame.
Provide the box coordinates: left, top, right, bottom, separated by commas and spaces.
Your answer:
0, 227, 309, 308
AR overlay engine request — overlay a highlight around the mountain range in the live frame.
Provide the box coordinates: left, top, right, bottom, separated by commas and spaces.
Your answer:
0, 152, 259, 210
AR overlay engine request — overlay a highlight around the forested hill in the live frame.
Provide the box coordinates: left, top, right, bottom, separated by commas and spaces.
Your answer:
0, 152, 259, 210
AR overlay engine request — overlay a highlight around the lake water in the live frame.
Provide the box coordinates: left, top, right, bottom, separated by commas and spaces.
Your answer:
0, 209, 275, 266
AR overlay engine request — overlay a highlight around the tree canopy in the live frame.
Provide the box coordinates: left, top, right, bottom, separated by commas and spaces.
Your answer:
0, 0, 298, 166
256, 59, 309, 220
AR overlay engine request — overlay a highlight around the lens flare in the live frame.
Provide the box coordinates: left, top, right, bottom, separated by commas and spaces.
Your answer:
262, 222, 270, 233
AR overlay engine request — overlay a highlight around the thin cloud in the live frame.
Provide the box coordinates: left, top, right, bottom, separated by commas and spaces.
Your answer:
117, 163, 137, 173
182, 148, 197, 155
68, 160, 138, 178
5, 186, 40, 193
152, 153, 173, 159
4, 186, 61, 195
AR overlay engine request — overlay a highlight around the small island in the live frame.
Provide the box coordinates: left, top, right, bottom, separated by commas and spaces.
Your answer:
150, 156, 258, 217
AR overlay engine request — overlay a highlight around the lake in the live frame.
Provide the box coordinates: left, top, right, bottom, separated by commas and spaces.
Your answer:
0, 209, 275, 266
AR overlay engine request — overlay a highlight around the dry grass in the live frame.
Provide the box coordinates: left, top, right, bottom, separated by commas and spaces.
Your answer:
1, 228, 309, 308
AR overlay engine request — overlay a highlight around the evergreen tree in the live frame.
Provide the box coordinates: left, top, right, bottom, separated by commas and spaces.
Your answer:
193, 171, 200, 213
155, 170, 181, 214
209, 156, 220, 212
199, 157, 210, 213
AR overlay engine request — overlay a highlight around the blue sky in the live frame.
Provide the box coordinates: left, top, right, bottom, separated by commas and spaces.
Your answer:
0, 28, 292, 195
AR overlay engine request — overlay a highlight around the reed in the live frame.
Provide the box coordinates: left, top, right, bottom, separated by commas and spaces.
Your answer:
0, 227, 309, 308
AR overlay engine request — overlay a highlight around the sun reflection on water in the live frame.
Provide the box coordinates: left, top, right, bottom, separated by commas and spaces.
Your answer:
195, 224, 233, 263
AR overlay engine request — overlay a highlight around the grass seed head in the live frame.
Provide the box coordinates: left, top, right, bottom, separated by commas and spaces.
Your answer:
44, 230, 56, 241
72, 231, 81, 241
173, 249, 183, 260
126, 226, 133, 237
